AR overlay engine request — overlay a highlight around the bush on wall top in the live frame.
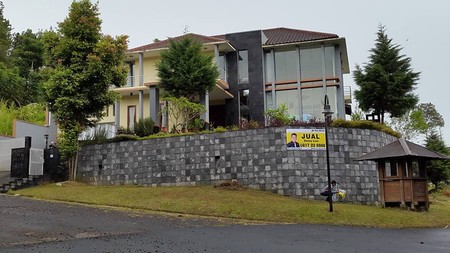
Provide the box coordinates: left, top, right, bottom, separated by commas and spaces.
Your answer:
331, 119, 401, 138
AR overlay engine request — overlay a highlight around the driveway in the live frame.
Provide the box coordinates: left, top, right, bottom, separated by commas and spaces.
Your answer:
0, 194, 449, 252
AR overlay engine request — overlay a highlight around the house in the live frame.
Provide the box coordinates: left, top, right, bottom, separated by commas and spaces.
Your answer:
99, 27, 351, 131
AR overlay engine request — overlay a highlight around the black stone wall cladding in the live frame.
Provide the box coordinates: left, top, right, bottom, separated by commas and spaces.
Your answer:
224, 30, 265, 125
77, 127, 396, 205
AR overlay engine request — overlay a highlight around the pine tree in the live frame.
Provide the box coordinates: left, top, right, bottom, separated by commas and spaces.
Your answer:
425, 133, 450, 190
354, 25, 420, 124
157, 36, 219, 98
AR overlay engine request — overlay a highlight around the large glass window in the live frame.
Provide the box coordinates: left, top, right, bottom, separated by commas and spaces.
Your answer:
275, 49, 298, 82
239, 89, 250, 120
275, 90, 299, 119
238, 50, 249, 84
265, 51, 274, 83
302, 87, 337, 121
300, 46, 335, 81
266, 89, 300, 120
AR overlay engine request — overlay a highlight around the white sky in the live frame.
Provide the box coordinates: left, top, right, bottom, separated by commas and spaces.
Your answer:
3, 0, 450, 145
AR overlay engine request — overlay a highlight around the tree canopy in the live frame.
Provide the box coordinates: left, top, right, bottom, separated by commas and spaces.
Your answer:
390, 102, 445, 142
43, 0, 127, 164
0, 3, 46, 105
354, 25, 420, 124
425, 133, 450, 190
0, 2, 11, 64
157, 37, 219, 98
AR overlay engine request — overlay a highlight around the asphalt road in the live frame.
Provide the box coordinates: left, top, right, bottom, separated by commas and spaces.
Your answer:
0, 194, 449, 253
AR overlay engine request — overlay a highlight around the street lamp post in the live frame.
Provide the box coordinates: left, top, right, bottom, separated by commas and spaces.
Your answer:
323, 95, 334, 212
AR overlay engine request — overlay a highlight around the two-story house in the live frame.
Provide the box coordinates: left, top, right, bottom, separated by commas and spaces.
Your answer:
99, 27, 350, 132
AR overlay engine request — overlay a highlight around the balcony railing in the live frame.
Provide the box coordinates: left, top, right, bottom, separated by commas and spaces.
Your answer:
120, 72, 228, 88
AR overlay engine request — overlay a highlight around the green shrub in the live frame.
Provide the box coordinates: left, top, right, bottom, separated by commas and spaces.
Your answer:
0, 101, 46, 136
331, 119, 401, 138
265, 103, 293, 126
227, 125, 240, 131
109, 134, 140, 142
189, 118, 205, 132
117, 126, 135, 135
214, 126, 227, 133
134, 117, 154, 137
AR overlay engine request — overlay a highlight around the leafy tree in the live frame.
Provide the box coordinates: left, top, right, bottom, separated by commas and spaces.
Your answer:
157, 37, 219, 98
161, 96, 206, 133
0, 2, 11, 64
425, 133, 450, 190
0, 62, 25, 106
9, 29, 46, 103
417, 103, 444, 137
10, 29, 44, 77
390, 102, 444, 141
354, 25, 420, 124
389, 109, 427, 141
43, 0, 127, 178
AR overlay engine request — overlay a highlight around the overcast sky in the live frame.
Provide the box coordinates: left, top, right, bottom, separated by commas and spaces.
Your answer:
3, 0, 450, 145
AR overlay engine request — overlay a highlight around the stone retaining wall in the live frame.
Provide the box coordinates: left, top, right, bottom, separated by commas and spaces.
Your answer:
77, 127, 396, 205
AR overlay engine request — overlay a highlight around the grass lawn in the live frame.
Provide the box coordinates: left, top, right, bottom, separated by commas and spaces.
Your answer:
10, 182, 450, 228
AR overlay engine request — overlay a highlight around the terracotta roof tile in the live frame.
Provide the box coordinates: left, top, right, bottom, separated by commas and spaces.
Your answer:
128, 28, 340, 53
128, 33, 226, 52
262, 27, 338, 45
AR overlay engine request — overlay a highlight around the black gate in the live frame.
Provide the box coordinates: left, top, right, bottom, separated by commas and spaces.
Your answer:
10, 136, 31, 178
44, 147, 62, 177
10, 148, 29, 178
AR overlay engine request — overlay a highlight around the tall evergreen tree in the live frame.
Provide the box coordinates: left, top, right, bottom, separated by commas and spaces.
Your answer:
354, 25, 420, 124
10, 29, 46, 103
44, 0, 127, 178
425, 133, 450, 190
10, 29, 44, 77
0, 1, 11, 64
157, 36, 219, 98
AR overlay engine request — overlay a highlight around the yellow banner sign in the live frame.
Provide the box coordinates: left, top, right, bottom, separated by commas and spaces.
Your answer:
286, 128, 326, 150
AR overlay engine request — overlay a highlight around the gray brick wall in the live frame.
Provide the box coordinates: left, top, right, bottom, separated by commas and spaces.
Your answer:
77, 127, 396, 205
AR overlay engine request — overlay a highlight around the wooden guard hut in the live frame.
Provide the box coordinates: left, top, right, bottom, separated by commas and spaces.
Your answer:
356, 138, 448, 210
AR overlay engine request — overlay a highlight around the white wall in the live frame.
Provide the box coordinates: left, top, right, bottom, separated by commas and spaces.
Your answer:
0, 137, 25, 172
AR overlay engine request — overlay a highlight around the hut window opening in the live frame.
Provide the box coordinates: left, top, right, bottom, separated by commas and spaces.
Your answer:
412, 160, 420, 177
385, 161, 398, 177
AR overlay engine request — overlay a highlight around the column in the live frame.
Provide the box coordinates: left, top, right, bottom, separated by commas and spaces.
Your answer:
149, 86, 160, 126
139, 52, 144, 86
200, 92, 210, 125
114, 100, 120, 131
139, 90, 144, 120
